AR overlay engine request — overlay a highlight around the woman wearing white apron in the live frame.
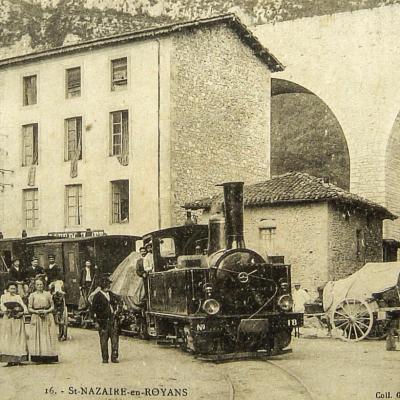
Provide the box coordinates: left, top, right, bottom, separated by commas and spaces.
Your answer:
28, 279, 59, 363
0, 281, 28, 366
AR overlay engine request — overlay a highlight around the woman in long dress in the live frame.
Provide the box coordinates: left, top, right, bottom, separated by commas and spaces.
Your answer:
28, 279, 59, 363
0, 281, 29, 366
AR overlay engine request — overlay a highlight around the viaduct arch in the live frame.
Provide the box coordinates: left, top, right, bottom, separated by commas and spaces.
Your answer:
271, 78, 350, 190
253, 4, 400, 245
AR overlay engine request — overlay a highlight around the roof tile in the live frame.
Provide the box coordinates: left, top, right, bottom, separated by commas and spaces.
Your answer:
184, 172, 396, 220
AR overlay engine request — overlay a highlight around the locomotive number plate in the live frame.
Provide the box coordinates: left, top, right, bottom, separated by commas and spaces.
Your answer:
287, 319, 298, 327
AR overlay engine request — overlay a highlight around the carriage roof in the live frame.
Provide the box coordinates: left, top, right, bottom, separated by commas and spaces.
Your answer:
0, 236, 50, 244
142, 225, 208, 239
25, 235, 140, 245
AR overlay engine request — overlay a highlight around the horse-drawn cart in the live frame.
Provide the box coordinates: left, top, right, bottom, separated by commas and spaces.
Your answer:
305, 262, 400, 342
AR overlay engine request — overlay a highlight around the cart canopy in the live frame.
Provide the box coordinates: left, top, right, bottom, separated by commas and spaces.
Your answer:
323, 262, 400, 312
109, 251, 144, 310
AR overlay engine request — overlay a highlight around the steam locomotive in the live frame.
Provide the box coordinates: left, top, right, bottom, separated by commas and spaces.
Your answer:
140, 182, 303, 357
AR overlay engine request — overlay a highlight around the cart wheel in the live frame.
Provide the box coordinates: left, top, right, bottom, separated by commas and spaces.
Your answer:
366, 319, 389, 340
331, 299, 373, 342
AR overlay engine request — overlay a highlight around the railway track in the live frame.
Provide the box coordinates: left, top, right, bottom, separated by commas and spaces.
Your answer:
264, 359, 316, 400
113, 331, 319, 399
219, 357, 317, 400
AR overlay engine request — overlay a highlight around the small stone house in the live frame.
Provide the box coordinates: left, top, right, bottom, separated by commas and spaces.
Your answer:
185, 172, 396, 295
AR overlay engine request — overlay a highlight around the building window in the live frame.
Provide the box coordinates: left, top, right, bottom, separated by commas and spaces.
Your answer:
23, 75, 37, 106
356, 229, 365, 261
22, 124, 38, 166
259, 219, 277, 259
66, 67, 81, 98
110, 110, 129, 156
23, 189, 39, 228
65, 184, 82, 226
65, 117, 82, 161
111, 180, 129, 223
111, 57, 127, 90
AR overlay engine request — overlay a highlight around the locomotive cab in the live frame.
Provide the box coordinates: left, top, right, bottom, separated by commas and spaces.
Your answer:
142, 225, 208, 272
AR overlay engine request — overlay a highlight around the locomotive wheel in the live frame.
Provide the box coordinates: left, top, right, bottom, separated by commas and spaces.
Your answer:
181, 324, 195, 353
138, 319, 150, 340
331, 299, 373, 342
274, 329, 292, 350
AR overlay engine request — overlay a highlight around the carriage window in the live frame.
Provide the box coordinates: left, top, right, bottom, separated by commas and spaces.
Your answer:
67, 252, 76, 272
38, 254, 46, 268
1, 251, 11, 270
160, 238, 176, 258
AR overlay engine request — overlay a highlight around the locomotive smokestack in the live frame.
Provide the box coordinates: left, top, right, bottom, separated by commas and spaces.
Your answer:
219, 182, 245, 249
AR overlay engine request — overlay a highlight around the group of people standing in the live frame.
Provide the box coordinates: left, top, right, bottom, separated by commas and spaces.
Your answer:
7, 255, 62, 299
0, 244, 157, 367
0, 254, 62, 367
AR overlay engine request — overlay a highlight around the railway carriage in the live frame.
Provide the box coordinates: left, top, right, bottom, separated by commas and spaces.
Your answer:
0, 236, 50, 293
26, 235, 139, 307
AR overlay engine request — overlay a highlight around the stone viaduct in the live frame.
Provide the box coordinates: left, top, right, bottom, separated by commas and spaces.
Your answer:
252, 4, 400, 249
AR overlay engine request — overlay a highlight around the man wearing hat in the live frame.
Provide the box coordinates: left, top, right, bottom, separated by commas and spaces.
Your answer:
135, 247, 147, 278
25, 256, 45, 280
79, 260, 97, 306
143, 242, 154, 273
8, 258, 25, 283
135, 247, 148, 306
292, 283, 311, 313
91, 275, 123, 364
45, 255, 62, 284
8, 258, 27, 297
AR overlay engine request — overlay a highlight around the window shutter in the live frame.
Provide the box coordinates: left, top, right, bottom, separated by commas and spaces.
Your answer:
111, 58, 127, 90
121, 110, 129, 156
66, 67, 81, 97
68, 68, 80, 88
32, 124, 38, 165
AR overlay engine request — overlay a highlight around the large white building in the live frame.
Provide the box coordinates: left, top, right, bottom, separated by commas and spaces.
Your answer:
0, 14, 281, 238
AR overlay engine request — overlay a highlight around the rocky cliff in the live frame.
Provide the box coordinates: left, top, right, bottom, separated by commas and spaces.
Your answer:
0, 0, 398, 59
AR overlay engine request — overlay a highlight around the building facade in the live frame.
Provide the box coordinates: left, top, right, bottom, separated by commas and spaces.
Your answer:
185, 172, 396, 295
0, 14, 281, 238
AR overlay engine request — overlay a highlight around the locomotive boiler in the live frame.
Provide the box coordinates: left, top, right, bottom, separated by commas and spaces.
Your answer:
142, 182, 303, 357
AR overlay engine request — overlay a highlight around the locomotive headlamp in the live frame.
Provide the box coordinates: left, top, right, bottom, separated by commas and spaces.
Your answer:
203, 283, 213, 297
203, 299, 220, 315
279, 278, 289, 291
278, 295, 293, 312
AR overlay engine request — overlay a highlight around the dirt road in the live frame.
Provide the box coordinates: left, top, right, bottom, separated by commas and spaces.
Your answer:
0, 328, 399, 400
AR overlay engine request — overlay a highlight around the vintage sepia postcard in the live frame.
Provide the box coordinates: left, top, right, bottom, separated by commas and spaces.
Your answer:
0, 1, 399, 399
